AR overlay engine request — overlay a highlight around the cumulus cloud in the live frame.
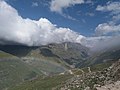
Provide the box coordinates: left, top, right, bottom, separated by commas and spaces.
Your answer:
96, 1, 120, 21
95, 23, 120, 36
96, 2, 120, 13
50, 0, 84, 13
0, 0, 85, 46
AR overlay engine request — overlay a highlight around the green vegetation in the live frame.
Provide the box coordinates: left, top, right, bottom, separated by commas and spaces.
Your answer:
71, 61, 113, 76
0, 51, 14, 58
83, 49, 120, 67
0, 59, 42, 90
0, 46, 71, 90
27, 49, 70, 69
0, 57, 114, 90
9, 75, 73, 90
22, 57, 66, 74
90, 61, 113, 72
81, 61, 113, 73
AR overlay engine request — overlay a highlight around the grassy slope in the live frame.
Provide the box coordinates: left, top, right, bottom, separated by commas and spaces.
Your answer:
9, 75, 73, 90
81, 61, 113, 73
27, 48, 70, 68
71, 61, 113, 75
21, 49, 70, 75
0, 58, 43, 90
22, 57, 67, 75
0, 51, 15, 58
0, 51, 43, 90
78, 49, 120, 68
0, 48, 70, 90
8, 61, 113, 90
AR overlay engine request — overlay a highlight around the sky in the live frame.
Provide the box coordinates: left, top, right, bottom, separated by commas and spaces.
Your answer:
0, 0, 120, 51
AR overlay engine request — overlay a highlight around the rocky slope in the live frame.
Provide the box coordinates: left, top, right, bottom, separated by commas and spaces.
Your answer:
59, 59, 120, 90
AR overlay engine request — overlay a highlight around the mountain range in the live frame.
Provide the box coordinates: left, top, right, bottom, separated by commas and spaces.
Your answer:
0, 42, 120, 90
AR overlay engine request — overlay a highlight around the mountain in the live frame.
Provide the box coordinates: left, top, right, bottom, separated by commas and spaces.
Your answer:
0, 42, 89, 67
43, 42, 89, 67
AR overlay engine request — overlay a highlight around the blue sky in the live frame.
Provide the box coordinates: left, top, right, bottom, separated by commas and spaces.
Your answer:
5, 0, 119, 36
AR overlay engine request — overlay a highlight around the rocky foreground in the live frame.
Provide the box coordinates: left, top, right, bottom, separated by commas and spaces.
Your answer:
56, 60, 120, 90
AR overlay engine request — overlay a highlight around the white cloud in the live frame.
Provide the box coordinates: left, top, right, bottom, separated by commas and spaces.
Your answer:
96, 1, 120, 21
50, 0, 84, 13
49, 0, 85, 21
82, 36, 111, 48
83, 35, 120, 53
0, 0, 85, 46
96, 2, 120, 13
49, 0, 94, 21
32, 2, 39, 7
94, 2, 120, 44
95, 23, 120, 36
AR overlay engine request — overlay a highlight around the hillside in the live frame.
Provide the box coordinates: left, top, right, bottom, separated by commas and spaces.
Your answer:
0, 42, 89, 68
0, 42, 89, 90
0, 42, 120, 90
77, 47, 120, 68
58, 59, 120, 90
0, 57, 42, 90
9, 59, 120, 90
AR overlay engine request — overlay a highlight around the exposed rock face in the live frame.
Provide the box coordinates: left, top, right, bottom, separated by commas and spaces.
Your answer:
58, 60, 120, 90
0, 42, 89, 67
96, 81, 120, 90
42, 42, 89, 66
